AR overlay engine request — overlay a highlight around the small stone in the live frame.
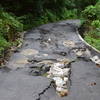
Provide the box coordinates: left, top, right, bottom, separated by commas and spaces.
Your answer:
40, 70, 46, 76
95, 59, 100, 65
54, 63, 64, 68
91, 56, 99, 61
55, 79, 66, 87
53, 77, 67, 89
52, 66, 63, 77
56, 87, 67, 92
64, 77, 68, 83
90, 56, 100, 64
62, 68, 70, 76
48, 39, 51, 41
60, 52, 67, 56
17, 44, 21, 48
59, 90, 68, 97
42, 65, 51, 71
30, 69, 40, 76
53, 49, 67, 56
46, 73, 53, 79
60, 58, 70, 65
43, 54, 48, 56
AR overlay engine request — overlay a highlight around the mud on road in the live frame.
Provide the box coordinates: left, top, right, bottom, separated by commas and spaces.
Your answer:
0, 20, 100, 100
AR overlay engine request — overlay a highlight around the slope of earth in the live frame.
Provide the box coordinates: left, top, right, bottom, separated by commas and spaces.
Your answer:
0, 19, 100, 100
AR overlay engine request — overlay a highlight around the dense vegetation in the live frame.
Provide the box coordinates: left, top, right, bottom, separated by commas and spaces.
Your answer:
0, 5, 23, 56
81, 0, 100, 51
0, 0, 100, 57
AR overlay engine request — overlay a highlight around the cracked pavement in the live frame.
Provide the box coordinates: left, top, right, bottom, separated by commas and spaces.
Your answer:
0, 19, 100, 100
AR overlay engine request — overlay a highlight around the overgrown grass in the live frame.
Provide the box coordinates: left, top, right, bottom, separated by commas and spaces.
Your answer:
85, 30, 100, 51
81, 0, 100, 51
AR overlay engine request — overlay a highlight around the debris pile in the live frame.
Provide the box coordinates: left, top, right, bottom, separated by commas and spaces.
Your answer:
44, 58, 70, 97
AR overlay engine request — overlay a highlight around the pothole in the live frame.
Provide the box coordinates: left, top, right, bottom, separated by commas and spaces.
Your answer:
13, 58, 29, 68
63, 40, 76, 48
15, 58, 29, 64
28, 58, 72, 97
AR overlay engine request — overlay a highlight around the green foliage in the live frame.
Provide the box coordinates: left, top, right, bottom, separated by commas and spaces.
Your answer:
0, 36, 10, 51
82, 1, 100, 20
0, 8, 23, 41
0, 5, 23, 55
0, 36, 10, 55
0, 0, 80, 30
59, 8, 77, 19
44, 9, 57, 22
79, 18, 88, 27
82, 5, 97, 20
81, 1, 100, 51
85, 31, 100, 51
91, 20, 100, 29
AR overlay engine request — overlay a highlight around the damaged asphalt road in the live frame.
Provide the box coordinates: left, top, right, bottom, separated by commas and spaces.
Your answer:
0, 19, 100, 100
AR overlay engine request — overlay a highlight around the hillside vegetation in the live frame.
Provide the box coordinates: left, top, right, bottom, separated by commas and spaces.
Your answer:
81, 0, 100, 51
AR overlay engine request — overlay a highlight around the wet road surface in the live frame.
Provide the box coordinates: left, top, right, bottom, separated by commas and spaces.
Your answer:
0, 20, 100, 100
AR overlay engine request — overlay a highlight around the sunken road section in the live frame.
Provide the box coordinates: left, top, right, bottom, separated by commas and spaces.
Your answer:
0, 20, 100, 100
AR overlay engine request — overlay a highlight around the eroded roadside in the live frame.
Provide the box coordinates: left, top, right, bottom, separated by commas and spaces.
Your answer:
0, 20, 100, 100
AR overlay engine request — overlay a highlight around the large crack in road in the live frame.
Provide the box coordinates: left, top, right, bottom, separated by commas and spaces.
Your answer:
0, 19, 100, 100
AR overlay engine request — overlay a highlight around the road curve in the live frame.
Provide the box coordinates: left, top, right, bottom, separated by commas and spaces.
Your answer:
0, 19, 100, 100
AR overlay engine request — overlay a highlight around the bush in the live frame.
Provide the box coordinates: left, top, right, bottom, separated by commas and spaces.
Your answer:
82, 1, 100, 20
0, 36, 10, 55
91, 20, 100, 29
0, 5, 23, 41
85, 30, 100, 51
0, 5, 23, 55
85, 33, 100, 51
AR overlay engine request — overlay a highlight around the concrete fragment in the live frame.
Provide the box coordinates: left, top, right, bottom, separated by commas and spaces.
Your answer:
57, 90, 68, 97
95, 59, 100, 65
43, 54, 48, 56
51, 66, 70, 77
53, 77, 66, 87
60, 58, 70, 65
90, 56, 99, 62
56, 87, 67, 92
54, 63, 64, 68
64, 77, 68, 83
56, 80, 66, 87
90, 56, 100, 65
62, 68, 70, 76
52, 66, 63, 77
